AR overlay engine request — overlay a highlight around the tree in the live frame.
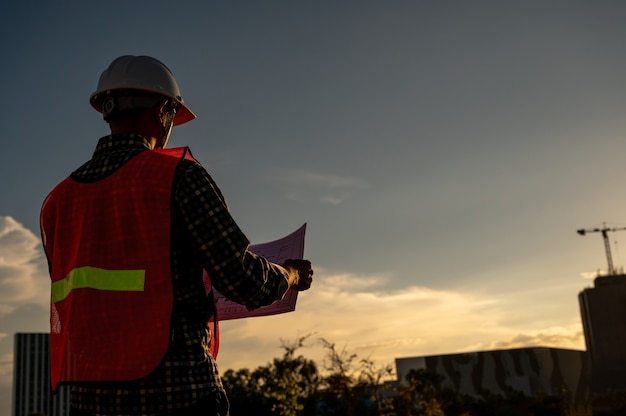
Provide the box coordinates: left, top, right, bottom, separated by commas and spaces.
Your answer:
358, 358, 396, 416
222, 367, 271, 415
398, 368, 446, 415
222, 335, 321, 416
319, 338, 359, 416
224, 336, 582, 415
267, 335, 321, 416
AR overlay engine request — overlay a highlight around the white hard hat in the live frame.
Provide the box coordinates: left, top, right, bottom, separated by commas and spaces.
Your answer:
90, 55, 196, 126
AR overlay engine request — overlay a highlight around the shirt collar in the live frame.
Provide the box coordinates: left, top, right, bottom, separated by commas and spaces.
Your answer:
92, 134, 152, 158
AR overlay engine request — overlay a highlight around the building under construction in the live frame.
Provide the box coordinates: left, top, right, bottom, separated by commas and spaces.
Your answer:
577, 224, 626, 396
579, 274, 626, 394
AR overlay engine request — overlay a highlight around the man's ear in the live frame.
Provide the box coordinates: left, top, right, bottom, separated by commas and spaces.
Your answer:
152, 101, 166, 123
158, 100, 169, 114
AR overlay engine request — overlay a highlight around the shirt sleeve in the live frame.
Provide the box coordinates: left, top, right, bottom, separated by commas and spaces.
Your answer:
173, 159, 289, 310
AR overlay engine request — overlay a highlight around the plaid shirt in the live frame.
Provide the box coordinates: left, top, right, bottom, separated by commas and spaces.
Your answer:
64, 134, 289, 415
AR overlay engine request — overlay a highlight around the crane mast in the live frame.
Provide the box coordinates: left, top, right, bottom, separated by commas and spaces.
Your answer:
577, 223, 626, 276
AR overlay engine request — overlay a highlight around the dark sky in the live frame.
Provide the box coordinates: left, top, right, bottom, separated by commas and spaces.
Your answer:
3, 1, 626, 413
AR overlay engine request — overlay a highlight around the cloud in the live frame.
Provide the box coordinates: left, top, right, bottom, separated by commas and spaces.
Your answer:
0, 216, 50, 412
0, 352, 12, 412
0, 217, 49, 312
0, 352, 12, 387
267, 169, 369, 205
488, 328, 585, 350
580, 271, 608, 279
0, 303, 48, 339
216, 268, 585, 374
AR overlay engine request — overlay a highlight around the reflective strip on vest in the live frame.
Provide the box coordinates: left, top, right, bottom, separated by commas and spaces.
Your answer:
51, 266, 145, 303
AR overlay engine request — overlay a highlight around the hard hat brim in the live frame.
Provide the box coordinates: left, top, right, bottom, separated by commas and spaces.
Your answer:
173, 105, 196, 126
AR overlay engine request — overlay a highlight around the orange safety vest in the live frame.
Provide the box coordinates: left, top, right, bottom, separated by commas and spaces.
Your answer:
41, 147, 204, 391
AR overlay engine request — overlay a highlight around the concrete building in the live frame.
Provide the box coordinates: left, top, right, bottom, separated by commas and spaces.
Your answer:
579, 273, 626, 394
395, 347, 589, 406
13, 333, 69, 416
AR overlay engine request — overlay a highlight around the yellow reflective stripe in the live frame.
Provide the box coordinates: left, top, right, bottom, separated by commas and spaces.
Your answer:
51, 266, 145, 303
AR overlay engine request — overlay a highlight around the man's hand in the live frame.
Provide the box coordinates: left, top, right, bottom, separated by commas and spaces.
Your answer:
282, 259, 313, 291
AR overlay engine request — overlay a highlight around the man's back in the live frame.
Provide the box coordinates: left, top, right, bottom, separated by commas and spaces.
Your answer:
42, 135, 226, 414
41, 55, 313, 416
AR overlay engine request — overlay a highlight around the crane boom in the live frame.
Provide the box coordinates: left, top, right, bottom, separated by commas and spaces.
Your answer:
577, 223, 626, 275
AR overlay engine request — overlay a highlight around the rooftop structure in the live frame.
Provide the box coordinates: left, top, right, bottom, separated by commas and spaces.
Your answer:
13, 333, 69, 416
396, 347, 589, 406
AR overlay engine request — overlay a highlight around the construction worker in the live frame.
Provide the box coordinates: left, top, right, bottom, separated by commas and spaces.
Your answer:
40, 55, 313, 416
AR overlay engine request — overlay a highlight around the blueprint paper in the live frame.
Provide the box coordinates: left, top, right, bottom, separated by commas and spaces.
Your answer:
203, 224, 306, 320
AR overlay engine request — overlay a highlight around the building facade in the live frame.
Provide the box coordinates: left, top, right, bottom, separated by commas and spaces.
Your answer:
395, 347, 589, 406
13, 333, 69, 416
579, 274, 626, 395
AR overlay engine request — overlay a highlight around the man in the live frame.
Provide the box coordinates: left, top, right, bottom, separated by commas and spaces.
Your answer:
40, 55, 313, 416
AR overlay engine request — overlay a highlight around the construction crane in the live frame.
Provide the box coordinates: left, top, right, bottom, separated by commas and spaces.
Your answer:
577, 223, 626, 276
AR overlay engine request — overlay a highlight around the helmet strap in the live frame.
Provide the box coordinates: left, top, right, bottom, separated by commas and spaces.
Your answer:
155, 101, 177, 149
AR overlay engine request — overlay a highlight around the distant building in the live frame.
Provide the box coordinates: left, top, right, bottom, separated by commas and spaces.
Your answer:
579, 274, 626, 394
13, 333, 69, 416
395, 347, 589, 406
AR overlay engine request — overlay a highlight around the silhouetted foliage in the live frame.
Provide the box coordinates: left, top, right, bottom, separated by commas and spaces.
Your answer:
222, 367, 271, 415
222, 335, 320, 416
223, 337, 578, 416
358, 358, 396, 415
319, 338, 359, 416
591, 390, 626, 416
